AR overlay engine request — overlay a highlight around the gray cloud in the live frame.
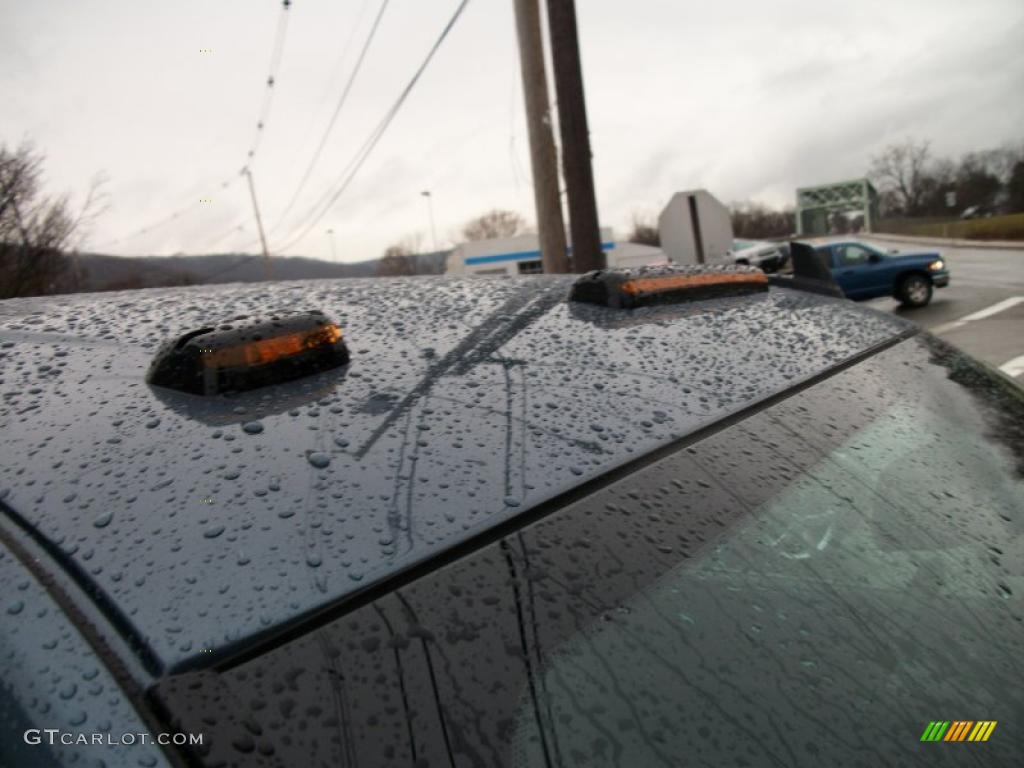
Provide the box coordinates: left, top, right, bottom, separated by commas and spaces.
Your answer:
1, 0, 1021, 262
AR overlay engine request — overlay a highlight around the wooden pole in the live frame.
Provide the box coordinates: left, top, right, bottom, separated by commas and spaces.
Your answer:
546, 0, 603, 272
514, 0, 569, 273
244, 168, 272, 281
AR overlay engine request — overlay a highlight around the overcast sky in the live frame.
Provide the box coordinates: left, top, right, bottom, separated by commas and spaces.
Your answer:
2, 0, 1023, 262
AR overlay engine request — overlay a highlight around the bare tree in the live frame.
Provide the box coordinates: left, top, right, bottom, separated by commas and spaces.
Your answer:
461, 209, 526, 241
729, 202, 796, 239
966, 146, 1023, 186
953, 154, 1002, 213
869, 138, 933, 216
913, 157, 956, 216
1008, 159, 1024, 213
376, 242, 415, 277
627, 211, 660, 246
0, 141, 106, 298
870, 141, 1024, 217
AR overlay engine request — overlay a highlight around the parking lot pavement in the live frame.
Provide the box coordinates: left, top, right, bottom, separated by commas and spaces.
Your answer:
860, 238, 1024, 381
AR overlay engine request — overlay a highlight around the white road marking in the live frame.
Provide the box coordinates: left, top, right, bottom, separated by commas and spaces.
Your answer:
999, 354, 1024, 378
931, 296, 1024, 335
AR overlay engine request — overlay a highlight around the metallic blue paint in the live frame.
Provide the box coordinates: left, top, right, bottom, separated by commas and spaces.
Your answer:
819, 241, 950, 300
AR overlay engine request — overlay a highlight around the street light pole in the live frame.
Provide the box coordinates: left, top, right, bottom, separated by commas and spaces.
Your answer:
326, 228, 336, 260
421, 190, 439, 253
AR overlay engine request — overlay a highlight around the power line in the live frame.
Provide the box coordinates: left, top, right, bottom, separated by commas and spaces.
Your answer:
289, 0, 371, 162
276, 0, 471, 254
276, 0, 470, 251
205, 220, 249, 250
243, 0, 293, 169
190, 0, 314, 256
268, 0, 390, 233
95, 175, 240, 248
98, 1, 293, 251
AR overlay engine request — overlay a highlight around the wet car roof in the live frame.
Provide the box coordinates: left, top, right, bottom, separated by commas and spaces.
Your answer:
0, 276, 915, 674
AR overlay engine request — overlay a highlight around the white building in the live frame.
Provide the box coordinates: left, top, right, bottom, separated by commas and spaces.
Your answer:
446, 228, 667, 276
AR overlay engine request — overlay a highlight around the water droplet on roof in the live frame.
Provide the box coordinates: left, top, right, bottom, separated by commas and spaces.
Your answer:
307, 452, 331, 469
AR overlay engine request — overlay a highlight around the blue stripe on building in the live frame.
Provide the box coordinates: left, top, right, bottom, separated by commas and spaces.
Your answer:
464, 241, 617, 266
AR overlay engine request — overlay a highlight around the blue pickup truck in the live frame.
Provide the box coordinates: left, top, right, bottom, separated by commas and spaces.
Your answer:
814, 240, 950, 307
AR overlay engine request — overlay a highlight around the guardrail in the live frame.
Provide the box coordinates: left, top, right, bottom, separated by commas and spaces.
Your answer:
865, 232, 1024, 250
876, 213, 1024, 242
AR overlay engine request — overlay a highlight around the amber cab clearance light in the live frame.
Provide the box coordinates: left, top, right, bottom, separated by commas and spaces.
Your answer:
570, 264, 768, 309
146, 311, 350, 396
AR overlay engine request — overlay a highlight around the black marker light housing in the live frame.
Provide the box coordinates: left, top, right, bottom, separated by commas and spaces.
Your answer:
570, 264, 769, 309
147, 311, 350, 396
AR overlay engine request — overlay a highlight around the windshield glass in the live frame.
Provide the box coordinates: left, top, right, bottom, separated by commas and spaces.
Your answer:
154, 334, 1023, 767
508, 405, 1019, 765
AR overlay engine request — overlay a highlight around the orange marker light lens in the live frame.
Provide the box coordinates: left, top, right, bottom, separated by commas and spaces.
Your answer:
147, 312, 350, 396
203, 324, 342, 369
619, 271, 767, 296
570, 264, 770, 309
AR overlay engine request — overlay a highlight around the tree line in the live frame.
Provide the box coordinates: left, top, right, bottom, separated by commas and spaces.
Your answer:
870, 138, 1023, 218
0, 142, 105, 299
4, 136, 1024, 295
376, 209, 527, 276
628, 138, 1024, 243
0, 138, 535, 290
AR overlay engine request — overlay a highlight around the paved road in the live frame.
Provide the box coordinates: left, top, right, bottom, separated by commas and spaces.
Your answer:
859, 237, 1024, 381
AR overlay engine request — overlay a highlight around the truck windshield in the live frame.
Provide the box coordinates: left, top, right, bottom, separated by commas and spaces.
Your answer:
154, 334, 1022, 767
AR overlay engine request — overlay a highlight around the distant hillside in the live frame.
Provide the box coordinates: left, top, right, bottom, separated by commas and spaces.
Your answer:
75, 250, 449, 292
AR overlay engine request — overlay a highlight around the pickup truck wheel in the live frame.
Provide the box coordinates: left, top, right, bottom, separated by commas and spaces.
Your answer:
897, 274, 932, 308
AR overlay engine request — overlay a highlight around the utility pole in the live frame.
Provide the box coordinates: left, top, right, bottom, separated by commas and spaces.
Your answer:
545, 0, 603, 272
243, 168, 272, 281
420, 190, 439, 253
513, 0, 569, 273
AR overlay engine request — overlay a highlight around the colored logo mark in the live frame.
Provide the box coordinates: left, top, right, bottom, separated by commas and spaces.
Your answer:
920, 721, 997, 742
